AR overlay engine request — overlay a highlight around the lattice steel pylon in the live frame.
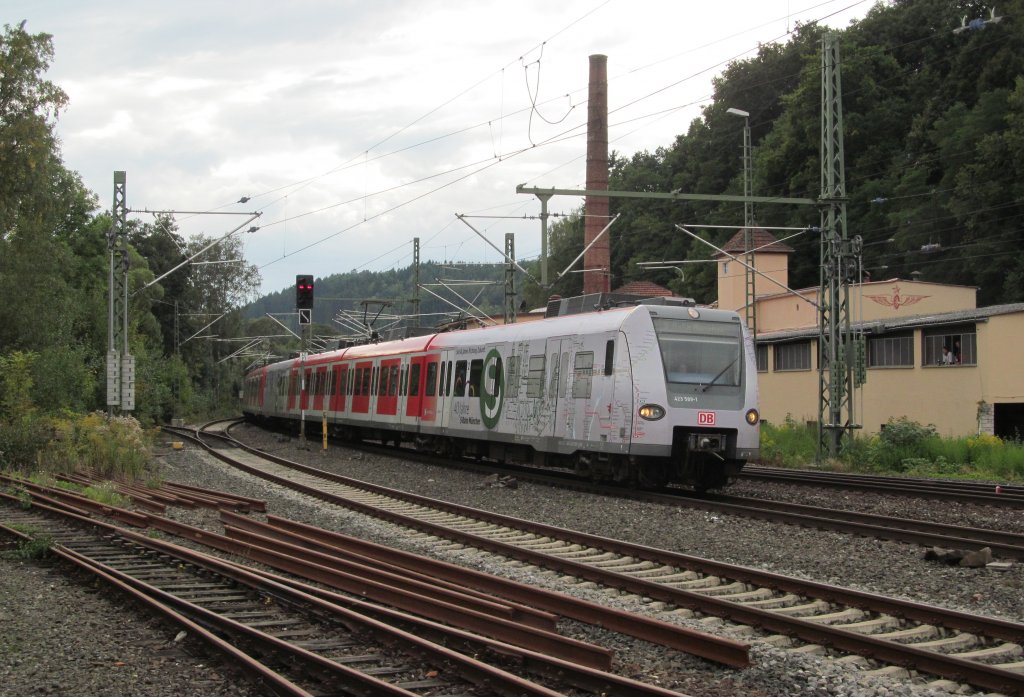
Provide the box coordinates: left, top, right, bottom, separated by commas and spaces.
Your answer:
504, 233, 517, 324
817, 35, 859, 460
106, 171, 134, 413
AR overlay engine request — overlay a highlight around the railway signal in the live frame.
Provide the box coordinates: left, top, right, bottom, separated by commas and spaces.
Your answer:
296, 274, 314, 311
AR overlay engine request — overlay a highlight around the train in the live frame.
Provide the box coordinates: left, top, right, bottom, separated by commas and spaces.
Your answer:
241, 295, 760, 491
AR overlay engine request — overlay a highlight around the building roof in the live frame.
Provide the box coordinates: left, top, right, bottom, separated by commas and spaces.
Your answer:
755, 302, 1024, 343
613, 280, 674, 297
715, 228, 794, 256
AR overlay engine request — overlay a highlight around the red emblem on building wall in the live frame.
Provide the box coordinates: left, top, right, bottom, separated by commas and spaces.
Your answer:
864, 284, 929, 310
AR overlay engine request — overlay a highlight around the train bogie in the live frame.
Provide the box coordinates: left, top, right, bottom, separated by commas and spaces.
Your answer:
242, 301, 759, 491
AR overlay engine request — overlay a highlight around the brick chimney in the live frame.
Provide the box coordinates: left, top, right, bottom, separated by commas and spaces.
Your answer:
583, 54, 609, 294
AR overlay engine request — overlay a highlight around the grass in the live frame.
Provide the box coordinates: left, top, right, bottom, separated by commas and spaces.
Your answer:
759, 417, 1024, 482
3, 532, 54, 561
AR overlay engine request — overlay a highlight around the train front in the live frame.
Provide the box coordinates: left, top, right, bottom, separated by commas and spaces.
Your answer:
628, 305, 759, 491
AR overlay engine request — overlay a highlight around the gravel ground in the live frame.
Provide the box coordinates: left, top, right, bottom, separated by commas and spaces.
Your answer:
2, 424, 1021, 696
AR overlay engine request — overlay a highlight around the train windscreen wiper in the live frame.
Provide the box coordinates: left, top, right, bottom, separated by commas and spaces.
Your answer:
701, 355, 739, 392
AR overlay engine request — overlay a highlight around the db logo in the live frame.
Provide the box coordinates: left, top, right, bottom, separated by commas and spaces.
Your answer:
698, 411, 716, 426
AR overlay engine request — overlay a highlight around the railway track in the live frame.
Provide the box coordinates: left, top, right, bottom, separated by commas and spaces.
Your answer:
737, 465, 1024, 507
0, 476, 690, 696
239, 421, 1024, 562
170, 421, 1024, 694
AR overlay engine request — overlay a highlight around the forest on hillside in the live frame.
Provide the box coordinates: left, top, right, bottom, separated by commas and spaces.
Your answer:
2, 0, 1024, 433
273, 0, 1024, 322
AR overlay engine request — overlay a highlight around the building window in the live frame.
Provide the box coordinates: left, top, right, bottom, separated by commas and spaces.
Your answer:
773, 341, 811, 371
922, 325, 976, 366
868, 333, 914, 368
756, 344, 768, 373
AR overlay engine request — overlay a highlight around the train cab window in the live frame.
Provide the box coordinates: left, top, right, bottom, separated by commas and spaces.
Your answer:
604, 340, 614, 376
468, 359, 482, 398
452, 361, 467, 397
425, 361, 438, 396
527, 355, 545, 398
388, 365, 398, 396
573, 351, 594, 399
409, 363, 421, 396
655, 318, 744, 386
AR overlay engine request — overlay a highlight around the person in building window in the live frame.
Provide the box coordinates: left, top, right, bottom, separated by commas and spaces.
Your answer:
952, 339, 961, 364
941, 346, 954, 365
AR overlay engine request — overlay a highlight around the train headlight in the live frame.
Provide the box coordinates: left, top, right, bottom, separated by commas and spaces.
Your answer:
638, 404, 665, 421
745, 408, 760, 425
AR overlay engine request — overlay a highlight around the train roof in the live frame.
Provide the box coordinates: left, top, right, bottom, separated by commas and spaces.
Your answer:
260, 303, 742, 373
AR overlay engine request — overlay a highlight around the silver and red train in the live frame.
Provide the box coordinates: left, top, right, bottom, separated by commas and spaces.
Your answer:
242, 298, 759, 490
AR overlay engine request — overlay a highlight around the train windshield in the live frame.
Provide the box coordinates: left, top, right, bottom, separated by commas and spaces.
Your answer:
653, 318, 743, 387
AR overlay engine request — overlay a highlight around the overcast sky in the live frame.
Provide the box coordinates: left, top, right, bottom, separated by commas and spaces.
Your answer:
11, 0, 872, 296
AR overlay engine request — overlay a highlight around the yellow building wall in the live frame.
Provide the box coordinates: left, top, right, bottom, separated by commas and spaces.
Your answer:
757, 313, 1024, 438
977, 318, 1024, 406
717, 254, 789, 314
755, 280, 978, 334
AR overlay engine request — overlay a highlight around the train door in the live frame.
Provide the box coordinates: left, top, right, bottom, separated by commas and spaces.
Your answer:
311, 366, 327, 412
286, 367, 299, 412
377, 359, 400, 416
329, 364, 345, 413
351, 361, 372, 414
421, 355, 440, 423
547, 338, 571, 440
406, 355, 425, 418
438, 353, 454, 429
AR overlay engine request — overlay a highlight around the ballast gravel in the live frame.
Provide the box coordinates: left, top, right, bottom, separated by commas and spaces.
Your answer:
2, 424, 1021, 697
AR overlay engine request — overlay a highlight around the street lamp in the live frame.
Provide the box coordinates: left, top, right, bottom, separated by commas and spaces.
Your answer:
727, 107, 755, 338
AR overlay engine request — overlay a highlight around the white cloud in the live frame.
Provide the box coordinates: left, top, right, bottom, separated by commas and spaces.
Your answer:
11, 0, 872, 295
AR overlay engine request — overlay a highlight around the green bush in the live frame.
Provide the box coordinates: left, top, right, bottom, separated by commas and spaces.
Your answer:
758, 415, 1024, 481
1, 411, 150, 479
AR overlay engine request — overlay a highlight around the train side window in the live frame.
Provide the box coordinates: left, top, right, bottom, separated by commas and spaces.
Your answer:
439, 362, 447, 397
506, 355, 519, 398
362, 367, 372, 396
425, 361, 438, 396
468, 359, 482, 398
400, 366, 407, 396
452, 360, 467, 397
446, 361, 453, 396
378, 366, 388, 396
527, 355, 545, 398
604, 340, 614, 376
305, 369, 312, 396
573, 351, 594, 399
409, 363, 421, 396
340, 368, 348, 395
353, 368, 362, 396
